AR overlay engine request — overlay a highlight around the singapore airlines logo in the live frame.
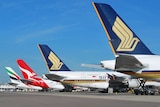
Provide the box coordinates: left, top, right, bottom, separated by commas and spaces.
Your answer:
48, 52, 63, 70
112, 17, 139, 51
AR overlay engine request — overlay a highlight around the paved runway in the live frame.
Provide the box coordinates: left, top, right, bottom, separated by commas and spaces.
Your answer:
0, 92, 159, 107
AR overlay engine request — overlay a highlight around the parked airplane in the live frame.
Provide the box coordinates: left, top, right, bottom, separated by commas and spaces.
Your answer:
16, 59, 65, 91
5, 67, 42, 90
38, 44, 110, 92
38, 44, 160, 91
92, 2, 160, 87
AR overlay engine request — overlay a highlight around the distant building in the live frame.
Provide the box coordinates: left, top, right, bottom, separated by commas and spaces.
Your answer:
0, 84, 16, 92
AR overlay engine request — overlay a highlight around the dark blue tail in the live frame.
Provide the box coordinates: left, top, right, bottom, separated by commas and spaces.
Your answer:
38, 44, 71, 71
92, 2, 153, 55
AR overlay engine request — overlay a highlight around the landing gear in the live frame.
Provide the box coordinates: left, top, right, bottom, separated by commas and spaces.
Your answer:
39, 88, 49, 92
98, 88, 108, 93
137, 78, 146, 89
133, 79, 155, 95
59, 85, 73, 92
133, 78, 146, 95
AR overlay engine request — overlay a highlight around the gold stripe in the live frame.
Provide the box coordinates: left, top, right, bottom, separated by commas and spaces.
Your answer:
62, 79, 106, 85
124, 72, 160, 79
37, 44, 50, 72
92, 2, 116, 55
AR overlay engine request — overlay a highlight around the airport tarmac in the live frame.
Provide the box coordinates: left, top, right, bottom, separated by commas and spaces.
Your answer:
0, 92, 159, 107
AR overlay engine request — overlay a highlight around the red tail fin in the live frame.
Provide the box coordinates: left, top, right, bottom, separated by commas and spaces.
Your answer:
17, 59, 37, 79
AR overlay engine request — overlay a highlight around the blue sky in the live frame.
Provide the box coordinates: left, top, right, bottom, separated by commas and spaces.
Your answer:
0, 0, 160, 83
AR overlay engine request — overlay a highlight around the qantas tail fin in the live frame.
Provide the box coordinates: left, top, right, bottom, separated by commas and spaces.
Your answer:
5, 67, 21, 83
16, 59, 37, 79
38, 44, 71, 71
92, 2, 153, 55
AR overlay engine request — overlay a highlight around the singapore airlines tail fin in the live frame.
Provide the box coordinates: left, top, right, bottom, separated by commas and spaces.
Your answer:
16, 59, 37, 79
5, 67, 21, 85
92, 2, 153, 55
38, 44, 71, 71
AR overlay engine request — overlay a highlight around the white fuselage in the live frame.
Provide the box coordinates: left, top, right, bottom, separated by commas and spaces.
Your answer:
126, 78, 160, 88
42, 78, 65, 90
11, 79, 42, 90
26, 76, 65, 90
101, 55, 160, 82
49, 71, 109, 89
133, 55, 160, 70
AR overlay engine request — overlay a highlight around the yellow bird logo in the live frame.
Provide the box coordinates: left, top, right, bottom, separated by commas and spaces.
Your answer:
112, 17, 139, 51
48, 52, 63, 70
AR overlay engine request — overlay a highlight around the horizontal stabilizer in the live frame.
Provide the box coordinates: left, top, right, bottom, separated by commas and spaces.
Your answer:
81, 64, 105, 69
8, 83, 18, 86
20, 79, 33, 84
45, 74, 65, 81
115, 55, 145, 71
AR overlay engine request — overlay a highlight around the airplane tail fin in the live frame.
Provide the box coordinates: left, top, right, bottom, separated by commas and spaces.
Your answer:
5, 67, 21, 82
16, 59, 37, 79
92, 2, 153, 55
38, 44, 71, 71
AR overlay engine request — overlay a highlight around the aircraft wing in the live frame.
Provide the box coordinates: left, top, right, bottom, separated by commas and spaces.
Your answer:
45, 74, 65, 81
115, 55, 145, 72
106, 71, 131, 82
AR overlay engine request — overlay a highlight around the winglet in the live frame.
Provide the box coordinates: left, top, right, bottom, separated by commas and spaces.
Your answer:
92, 2, 153, 55
38, 44, 71, 71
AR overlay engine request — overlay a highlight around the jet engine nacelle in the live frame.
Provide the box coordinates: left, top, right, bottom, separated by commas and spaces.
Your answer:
127, 79, 140, 88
